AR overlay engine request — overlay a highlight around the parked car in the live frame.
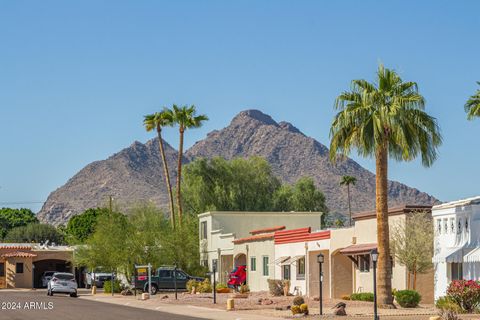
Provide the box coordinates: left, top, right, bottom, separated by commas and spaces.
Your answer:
84, 272, 113, 288
41, 271, 56, 288
132, 266, 204, 295
227, 265, 246, 290
47, 272, 78, 297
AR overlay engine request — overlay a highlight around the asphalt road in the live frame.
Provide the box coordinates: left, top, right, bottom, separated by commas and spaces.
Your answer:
0, 290, 202, 320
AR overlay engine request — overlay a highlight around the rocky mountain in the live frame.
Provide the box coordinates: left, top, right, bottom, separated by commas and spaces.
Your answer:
38, 110, 438, 225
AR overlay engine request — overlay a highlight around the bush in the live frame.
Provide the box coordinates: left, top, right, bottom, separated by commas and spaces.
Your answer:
291, 305, 301, 315
395, 290, 421, 308
216, 283, 227, 290
300, 304, 309, 315
198, 278, 212, 293
293, 296, 305, 306
341, 294, 351, 300
447, 280, 480, 312
187, 279, 198, 292
103, 280, 121, 293
267, 279, 288, 296
350, 292, 374, 302
436, 296, 462, 320
239, 284, 250, 294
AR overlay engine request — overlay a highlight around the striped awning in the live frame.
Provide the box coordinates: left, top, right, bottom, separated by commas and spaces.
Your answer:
274, 256, 291, 265
432, 247, 466, 263
464, 248, 480, 263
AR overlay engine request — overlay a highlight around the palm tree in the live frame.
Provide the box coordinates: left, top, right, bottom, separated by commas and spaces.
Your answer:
172, 104, 208, 224
465, 82, 480, 120
144, 109, 176, 228
329, 65, 442, 307
340, 175, 356, 226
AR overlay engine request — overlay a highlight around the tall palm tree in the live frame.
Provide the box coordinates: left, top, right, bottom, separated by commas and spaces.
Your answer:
465, 82, 480, 120
329, 65, 442, 307
144, 109, 176, 228
340, 175, 356, 226
172, 104, 208, 224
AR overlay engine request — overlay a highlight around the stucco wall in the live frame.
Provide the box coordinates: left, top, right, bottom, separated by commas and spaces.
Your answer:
234, 240, 274, 292
6, 258, 33, 288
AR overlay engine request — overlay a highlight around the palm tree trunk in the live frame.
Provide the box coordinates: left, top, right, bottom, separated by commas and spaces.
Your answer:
347, 184, 352, 226
176, 127, 184, 225
375, 145, 394, 307
157, 128, 176, 229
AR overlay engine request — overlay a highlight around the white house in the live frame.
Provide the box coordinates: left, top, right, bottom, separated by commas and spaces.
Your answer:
432, 196, 480, 300
198, 211, 323, 284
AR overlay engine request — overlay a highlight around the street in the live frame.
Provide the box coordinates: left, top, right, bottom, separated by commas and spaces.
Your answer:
0, 290, 202, 320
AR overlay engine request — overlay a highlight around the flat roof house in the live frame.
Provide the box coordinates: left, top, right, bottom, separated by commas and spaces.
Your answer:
432, 196, 480, 300
198, 211, 323, 284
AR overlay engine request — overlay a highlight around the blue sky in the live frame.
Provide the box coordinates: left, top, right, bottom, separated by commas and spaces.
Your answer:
0, 1, 479, 212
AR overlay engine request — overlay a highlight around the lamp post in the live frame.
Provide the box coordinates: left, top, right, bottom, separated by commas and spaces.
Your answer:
317, 253, 324, 316
371, 249, 379, 320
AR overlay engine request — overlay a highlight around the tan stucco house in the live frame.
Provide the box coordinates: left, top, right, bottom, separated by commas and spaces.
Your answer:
0, 243, 74, 289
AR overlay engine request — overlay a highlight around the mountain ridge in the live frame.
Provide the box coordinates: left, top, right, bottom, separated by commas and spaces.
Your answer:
37, 109, 439, 225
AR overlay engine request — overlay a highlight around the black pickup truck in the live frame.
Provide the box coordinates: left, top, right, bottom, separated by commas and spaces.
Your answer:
132, 266, 204, 295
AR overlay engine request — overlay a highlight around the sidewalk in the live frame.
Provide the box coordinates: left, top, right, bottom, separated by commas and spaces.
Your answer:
79, 293, 283, 320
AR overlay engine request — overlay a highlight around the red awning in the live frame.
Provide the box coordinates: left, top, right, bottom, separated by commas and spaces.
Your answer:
339, 243, 377, 255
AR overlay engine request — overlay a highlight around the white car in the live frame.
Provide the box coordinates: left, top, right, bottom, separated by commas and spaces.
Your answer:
41, 271, 56, 288
47, 272, 78, 297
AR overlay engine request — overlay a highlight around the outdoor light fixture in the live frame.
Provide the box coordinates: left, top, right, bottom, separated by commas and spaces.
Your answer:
317, 253, 324, 315
371, 248, 379, 320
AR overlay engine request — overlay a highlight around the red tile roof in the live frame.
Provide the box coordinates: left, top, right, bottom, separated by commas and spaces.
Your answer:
0, 245, 32, 250
233, 233, 275, 244
339, 243, 377, 255
1, 251, 37, 258
250, 226, 286, 235
274, 227, 330, 244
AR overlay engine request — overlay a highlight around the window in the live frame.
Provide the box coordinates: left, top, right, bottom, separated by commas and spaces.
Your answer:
262, 256, 269, 276
458, 219, 462, 234
437, 219, 442, 234
16, 263, 24, 274
0, 263, 4, 277
443, 219, 448, 234
450, 218, 455, 234
158, 270, 172, 278
466, 219, 469, 232
452, 263, 463, 281
175, 271, 187, 280
282, 265, 291, 280
296, 257, 306, 280
201, 221, 207, 240
250, 257, 256, 271
358, 255, 370, 272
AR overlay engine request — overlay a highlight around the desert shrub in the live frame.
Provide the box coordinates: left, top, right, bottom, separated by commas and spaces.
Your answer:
187, 279, 198, 292
341, 294, 351, 300
239, 284, 250, 294
436, 296, 463, 320
198, 278, 212, 293
267, 279, 287, 296
447, 280, 480, 312
350, 292, 374, 302
395, 290, 421, 308
103, 280, 121, 293
291, 305, 301, 315
216, 283, 227, 290
293, 296, 305, 306
300, 304, 309, 315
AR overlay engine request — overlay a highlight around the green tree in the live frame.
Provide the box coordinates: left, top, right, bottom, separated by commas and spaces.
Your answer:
340, 175, 357, 226
465, 82, 480, 120
4, 223, 64, 244
390, 211, 433, 290
65, 208, 108, 243
0, 208, 38, 239
329, 64, 442, 306
182, 157, 281, 213
171, 104, 208, 224
290, 177, 328, 213
144, 110, 176, 228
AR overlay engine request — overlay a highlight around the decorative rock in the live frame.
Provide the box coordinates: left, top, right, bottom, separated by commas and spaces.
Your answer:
312, 296, 319, 301
141, 293, 150, 300
332, 302, 347, 316
161, 295, 169, 299
261, 299, 274, 305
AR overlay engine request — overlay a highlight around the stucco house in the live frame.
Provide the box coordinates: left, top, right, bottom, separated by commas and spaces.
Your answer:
0, 243, 74, 289
198, 211, 323, 284
432, 196, 480, 300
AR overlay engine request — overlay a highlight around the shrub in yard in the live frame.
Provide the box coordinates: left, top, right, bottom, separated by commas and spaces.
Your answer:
300, 303, 309, 315
267, 279, 286, 296
350, 292, 374, 302
436, 296, 463, 320
187, 279, 198, 292
239, 284, 250, 294
103, 280, 121, 293
291, 305, 301, 315
293, 296, 305, 306
216, 283, 227, 290
395, 290, 421, 308
198, 278, 212, 293
446, 280, 480, 312
341, 294, 351, 300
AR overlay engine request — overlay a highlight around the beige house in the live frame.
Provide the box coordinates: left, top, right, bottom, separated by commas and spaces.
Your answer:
0, 243, 74, 289
198, 211, 323, 284
329, 205, 434, 303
